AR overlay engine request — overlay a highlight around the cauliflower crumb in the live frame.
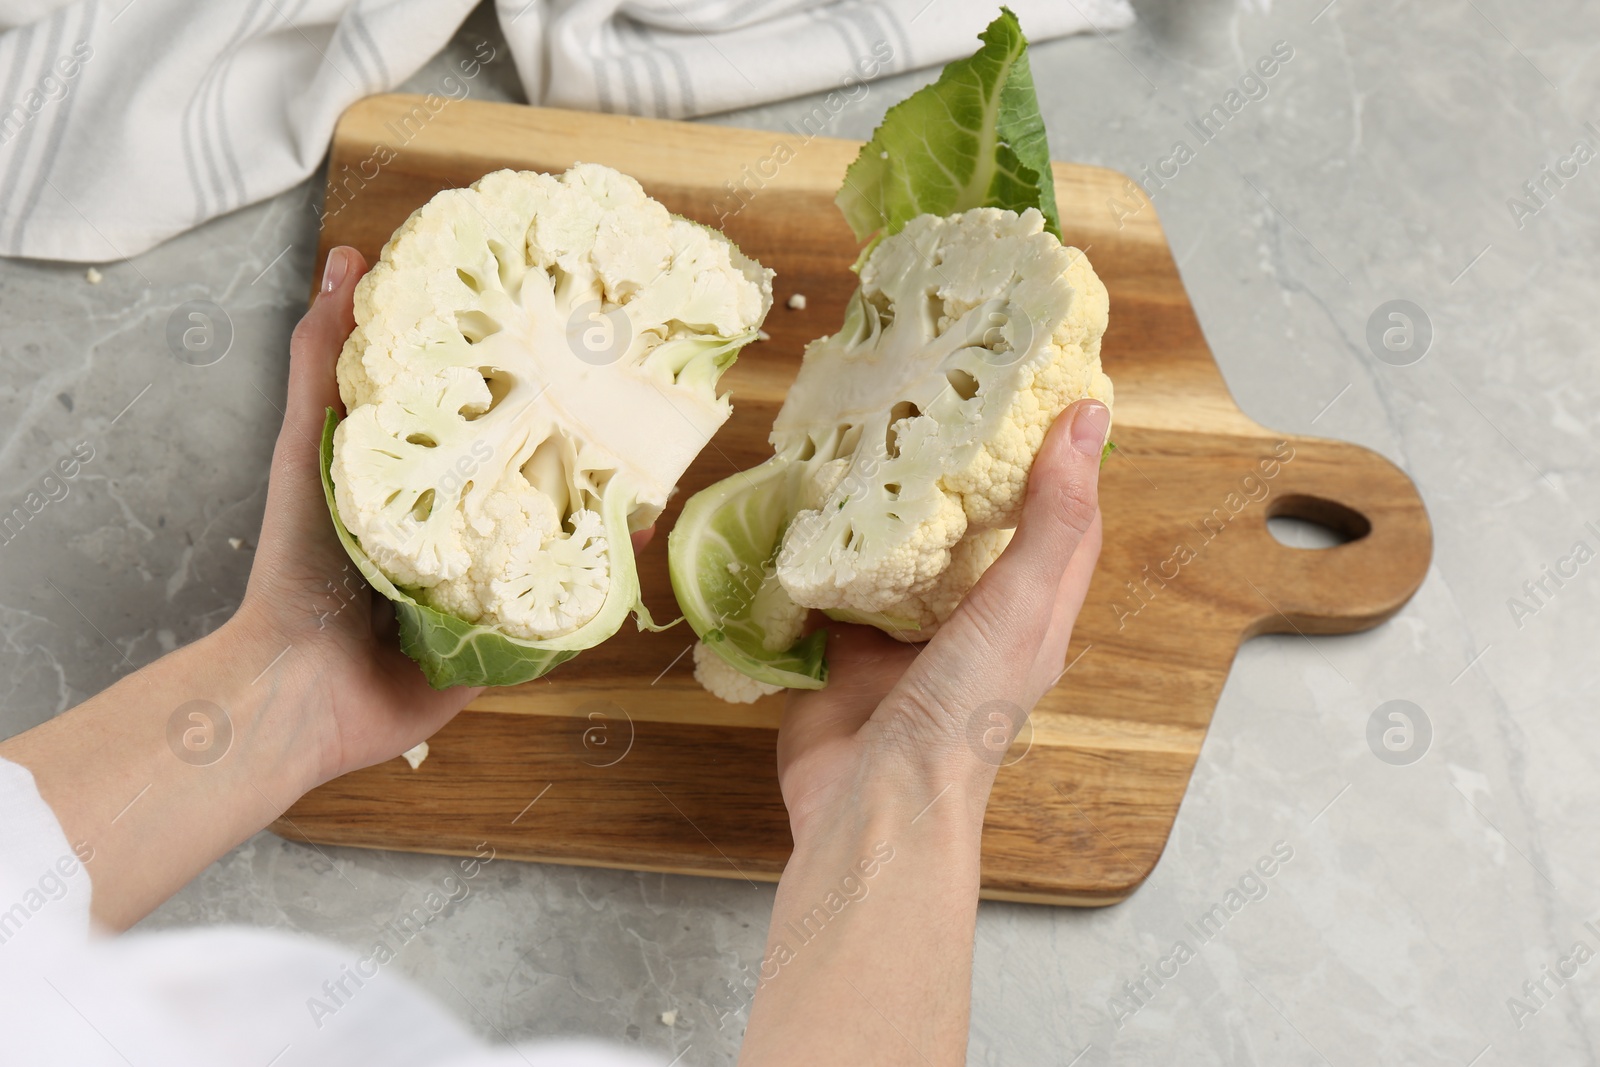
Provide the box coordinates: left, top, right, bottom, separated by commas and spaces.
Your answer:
84, 267, 103, 284
659, 1010, 677, 1026
227, 537, 245, 550
693, 642, 782, 704
786, 293, 807, 310
401, 741, 430, 769
756, 328, 772, 342
726, 561, 744, 574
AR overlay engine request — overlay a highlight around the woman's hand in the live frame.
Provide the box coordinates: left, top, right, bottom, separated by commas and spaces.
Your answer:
776, 398, 1109, 845
235, 246, 652, 787
0, 246, 647, 929
244, 248, 655, 784
0, 248, 475, 927
229, 246, 479, 789
738, 399, 1107, 1067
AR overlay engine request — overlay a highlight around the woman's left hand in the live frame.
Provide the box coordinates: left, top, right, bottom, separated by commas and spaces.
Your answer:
230, 246, 479, 788
0, 246, 648, 928
237, 245, 653, 786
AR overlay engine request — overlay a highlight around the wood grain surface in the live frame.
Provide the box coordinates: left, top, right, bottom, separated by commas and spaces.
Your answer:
275, 95, 1432, 906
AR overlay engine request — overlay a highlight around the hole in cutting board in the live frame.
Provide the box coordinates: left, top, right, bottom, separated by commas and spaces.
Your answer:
1266, 494, 1371, 549
1268, 516, 1346, 549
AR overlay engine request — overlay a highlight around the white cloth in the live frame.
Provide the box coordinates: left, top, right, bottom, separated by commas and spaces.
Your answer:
0, 0, 1133, 262
0, 758, 660, 1066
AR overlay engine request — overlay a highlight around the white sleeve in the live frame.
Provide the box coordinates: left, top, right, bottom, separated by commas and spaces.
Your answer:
0, 755, 95, 965
0, 758, 665, 1067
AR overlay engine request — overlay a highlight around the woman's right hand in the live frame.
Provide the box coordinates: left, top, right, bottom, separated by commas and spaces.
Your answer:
738, 398, 1107, 1067
773, 397, 1108, 845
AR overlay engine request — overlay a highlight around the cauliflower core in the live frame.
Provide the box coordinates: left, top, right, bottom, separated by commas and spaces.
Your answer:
331, 165, 771, 641
772, 207, 1111, 636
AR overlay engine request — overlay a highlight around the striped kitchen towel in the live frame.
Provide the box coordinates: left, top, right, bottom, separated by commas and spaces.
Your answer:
0, 0, 1134, 263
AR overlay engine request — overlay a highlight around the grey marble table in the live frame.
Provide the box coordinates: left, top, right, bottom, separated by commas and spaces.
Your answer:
3, 1, 1598, 1063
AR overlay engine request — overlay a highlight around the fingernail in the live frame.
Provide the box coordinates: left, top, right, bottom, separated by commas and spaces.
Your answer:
1069, 400, 1110, 457
320, 247, 350, 294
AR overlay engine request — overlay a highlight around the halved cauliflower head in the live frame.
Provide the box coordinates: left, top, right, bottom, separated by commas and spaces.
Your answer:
668, 205, 1112, 699
771, 206, 1111, 634
331, 164, 772, 643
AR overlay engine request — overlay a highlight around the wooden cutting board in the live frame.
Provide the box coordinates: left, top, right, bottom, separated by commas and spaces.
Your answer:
275, 95, 1431, 905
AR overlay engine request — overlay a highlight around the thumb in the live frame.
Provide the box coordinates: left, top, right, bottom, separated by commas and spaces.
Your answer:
892, 399, 1107, 711
281, 246, 368, 454
974, 398, 1107, 609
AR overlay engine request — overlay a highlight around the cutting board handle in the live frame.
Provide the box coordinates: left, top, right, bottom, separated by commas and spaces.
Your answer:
1237, 434, 1432, 637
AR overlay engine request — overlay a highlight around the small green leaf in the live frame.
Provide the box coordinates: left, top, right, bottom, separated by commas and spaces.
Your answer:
835, 7, 1060, 245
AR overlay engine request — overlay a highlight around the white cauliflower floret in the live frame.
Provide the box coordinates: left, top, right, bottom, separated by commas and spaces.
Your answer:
426, 487, 610, 638
771, 207, 1111, 625
843, 527, 1016, 638
331, 164, 772, 643
489, 509, 610, 635
693, 641, 783, 704
780, 484, 966, 618
797, 457, 850, 512
423, 486, 561, 623
749, 574, 808, 652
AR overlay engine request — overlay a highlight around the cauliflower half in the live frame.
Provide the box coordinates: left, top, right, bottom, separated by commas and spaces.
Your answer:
669, 205, 1111, 696
329, 164, 771, 668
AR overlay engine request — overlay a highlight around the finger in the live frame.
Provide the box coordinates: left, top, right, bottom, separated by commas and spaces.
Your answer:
249, 248, 371, 600
892, 399, 1107, 711
1026, 508, 1102, 695
367, 647, 483, 764
973, 398, 1106, 613
282, 246, 369, 455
